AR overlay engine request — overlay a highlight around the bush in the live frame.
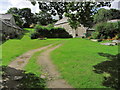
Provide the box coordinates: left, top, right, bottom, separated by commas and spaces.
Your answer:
94, 22, 120, 39
31, 25, 72, 39
47, 24, 54, 28
31, 32, 39, 39
91, 32, 100, 39
115, 34, 120, 40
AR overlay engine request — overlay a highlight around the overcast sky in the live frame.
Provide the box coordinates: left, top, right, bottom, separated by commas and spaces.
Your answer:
0, 0, 120, 14
0, 0, 40, 14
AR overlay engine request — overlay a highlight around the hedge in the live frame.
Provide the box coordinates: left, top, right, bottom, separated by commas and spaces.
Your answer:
31, 25, 72, 39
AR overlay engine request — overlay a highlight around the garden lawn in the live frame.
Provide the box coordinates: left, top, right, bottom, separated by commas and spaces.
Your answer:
1, 28, 63, 65
51, 38, 118, 88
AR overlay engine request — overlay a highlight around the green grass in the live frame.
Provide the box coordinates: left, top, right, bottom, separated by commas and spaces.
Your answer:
51, 38, 118, 88
24, 50, 43, 76
1, 28, 64, 65
24, 28, 35, 32
1, 27, 118, 88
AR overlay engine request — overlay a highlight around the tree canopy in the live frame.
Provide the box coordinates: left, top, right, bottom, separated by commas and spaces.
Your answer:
65, 2, 111, 28
30, 1, 111, 28
94, 8, 120, 24
35, 11, 53, 25
7, 7, 55, 27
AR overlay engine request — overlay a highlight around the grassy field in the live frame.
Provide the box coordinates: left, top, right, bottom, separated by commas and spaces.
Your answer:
51, 38, 118, 88
1, 28, 63, 65
1, 28, 118, 88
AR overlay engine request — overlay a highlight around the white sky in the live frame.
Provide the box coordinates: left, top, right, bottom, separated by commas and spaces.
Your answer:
0, 0, 40, 14
0, 0, 120, 14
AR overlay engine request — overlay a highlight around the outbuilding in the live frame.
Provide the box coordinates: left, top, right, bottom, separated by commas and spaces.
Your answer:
54, 17, 94, 38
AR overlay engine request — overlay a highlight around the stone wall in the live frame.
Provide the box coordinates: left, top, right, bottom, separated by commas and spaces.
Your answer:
1, 21, 22, 40
55, 22, 87, 38
76, 25, 87, 37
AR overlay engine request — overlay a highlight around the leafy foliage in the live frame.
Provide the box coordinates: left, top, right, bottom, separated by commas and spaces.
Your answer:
65, 2, 111, 28
34, 11, 53, 25
31, 25, 72, 39
7, 7, 19, 15
91, 32, 100, 39
38, 2, 68, 19
7, 7, 24, 27
19, 8, 34, 27
13, 14, 23, 27
94, 8, 120, 24
94, 21, 120, 39
7, 7, 56, 27
94, 8, 111, 24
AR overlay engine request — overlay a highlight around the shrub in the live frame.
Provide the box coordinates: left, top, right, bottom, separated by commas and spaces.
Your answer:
31, 25, 72, 39
31, 32, 39, 39
47, 24, 54, 28
94, 22, 120, 39
91, 32, 100, 39
115, 34, 120, 40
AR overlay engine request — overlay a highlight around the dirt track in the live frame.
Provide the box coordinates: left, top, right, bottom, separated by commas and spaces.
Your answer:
8, 43, 72, 88
8, 44, 53, 69
37, 44, 72, 88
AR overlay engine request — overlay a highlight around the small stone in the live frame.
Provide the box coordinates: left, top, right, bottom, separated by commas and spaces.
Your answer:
91, 39, 98, 42
40, 75, 46, 79
101, 42, 116, 46
112, 40, 120, 44
0, 79, 2, 83
14, 76, 23, 80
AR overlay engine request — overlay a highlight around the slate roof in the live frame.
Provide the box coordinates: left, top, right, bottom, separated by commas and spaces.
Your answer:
0, 14, 22, 30
0, 19, 21, 30
0, 14, 13, 20
55, 17, 95, 31
107, 19, 120, 23
54, 17, 68, 25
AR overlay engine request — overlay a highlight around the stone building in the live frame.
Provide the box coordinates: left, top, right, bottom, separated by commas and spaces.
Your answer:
54, 17, 94, 38
0, 14, 22, 40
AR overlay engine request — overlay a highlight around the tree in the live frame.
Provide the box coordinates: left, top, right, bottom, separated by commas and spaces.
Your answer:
30, 1, 111, 30
109, 9, 120, 19
30, 2, 69, 19
35, 11, 53, 25
65, 2, 111, 28
7, 7, 19, 15
38, 2, 69, 19
7, 7, 23, 27
65, 14, 80, 36
19, 8, 34, 27
13, 14, 23, 27
94, 8, 120, 24
94, 8, 111, 24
